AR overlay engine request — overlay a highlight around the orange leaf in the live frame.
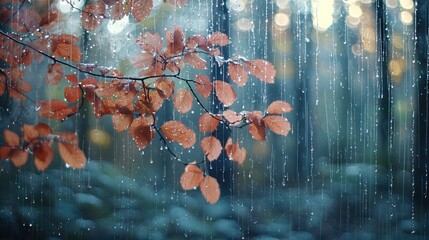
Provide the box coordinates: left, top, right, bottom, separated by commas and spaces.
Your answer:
222, 109, 242, 126
112, 112, 133, 132
81, 1, 106, 31
45, 63, 63, 85
57, 132, 86, 168
0, 146, 10, 160
266, 100, 293, 114
173, 89, 193, 114
263, 116, 291, 136
184, 52, 207, 70
225, 138, 247, 164
200, 136, 222, 161
199, 176, 220, 204
207, 32, 230, 46
195, 74, 211, 99
22, 124, 38, 142
243, 59, 276, 84
228, 62, 248, 87
132, 0, 153, 22
9, 149, 28, 167
213, 80, 236, 107
4, 129, 20, 146
34, 144, 54, 171
249, 122, 266, 141
40, 9, 60, 29
155, 77, 175, 99
34, 122, 53, 136
161, 120, 196, 149
199, 113, 220, 133
64, 85, 81, 102
135, 32, 162, 53
36, 99, 75, 121
130, 116, 155, 149
65, 74, 79, 84
180, 164, 204, 190
53, 43, 82, 62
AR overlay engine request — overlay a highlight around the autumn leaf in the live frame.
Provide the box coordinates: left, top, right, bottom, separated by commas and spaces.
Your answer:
213, 80, 236, 107
199, 113, 220, 133
130, 116, 155, 149
52, 43, 82, 62
22, 124, 38, 142
155, 77, 175, 99
57, 132, 86, 168
81, 0, 106, 31
243, 59, 276, 84
166, 0, 186, 7
130, 52, 155, 69
173, 89, 193, 114
65, 74, 79, 84
64, 85, 81, 102
165, 26, 185, 55
207, 32, 230, 46
225, 138, 247, 164
112, 112, 133, 132
195, 74, 211, 99
222, 109, 242, 126
132, 0, 153, 22
34, 143, 54, 171
135, 32, 163, 53
161, 120, 196, 149
200, 176, 220, 204
200, 136, 222, 161
180, 164, 203, 190
266, 100, 293, 114
184, 52, 207, 70
36, 99, 76, 121
246, 111, 265, 141
34, 122, 53, 136
45, 63, 63, 85
9, 148, 28, 167
263, 116, 291, 136
228, 62, 248, 87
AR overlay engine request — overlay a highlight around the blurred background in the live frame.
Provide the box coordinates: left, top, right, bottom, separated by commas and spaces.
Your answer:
0, 0, 428, 239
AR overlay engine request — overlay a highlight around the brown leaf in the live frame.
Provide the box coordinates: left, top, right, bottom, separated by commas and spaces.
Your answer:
200, 136, 222, 161
64, 85, 81, 102
57, 132, 86, 168
199, 176, 220, 204
129, 52, 155, 69
263, 116, 291, 136
248, 122, 266, 141
4, 129, 19, 146
213, 80, 236, 107
207, 32, 230, 46
9, 149, 28, 167
34, 144, 53, 171
22, 124, 38, 142
155, 77, 175, 99
45, 63, 63, 85
0, 146, 10, 160
195, 74, 211, 99
165, 26, 185, 55
52, 43, 82, 62
132, 0, 153, 22
161, 120, 196, 149
184, 52, 207, 70
65, 74, 79, 84
34, 122, 53, 136
36, 99, 75, 121
173, 89, 193, 114
243, 59, 276, 84
130, 116, 155, 149
228, 62, 248, 87
112, 113, 133, 132
40, 9, 60, 29
222, 109, 242, 126
180, 164, 203, 190
199, 113, 220, 133
135, 32, 162, 53
109, 1, 127, 20
81, 1, 106, 31
225, 138, 247, 165
266, 100, 293, 114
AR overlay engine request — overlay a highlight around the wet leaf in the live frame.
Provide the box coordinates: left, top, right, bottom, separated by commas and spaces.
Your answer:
64, 85, 81, 103
9, 149, 28, 167
225, 138, 247, 164
199, 113, 220, 133
213, 80, 236, 107
195, 74, 211, 99
222, 109, 242, 126
199, 176, 220, 204
45, 63, 63, 85
263, 116, 291, 136
207, 32, 230, 46
135, 32, 162, 53
161, 120, 196, 149
57, 132, 86, 168
65, 74, 79, 85
130, 52, 155, 69
184, 52, 207, 70
249, 122, 266, 141
81, 1, 106, 31
36, 99, 76, 121
52, 43, 82, 62
4, 129, 19, 146
34, 122, 53, 136
130, 116, 155, 149
180, 164, 203, 190
200, 136, 222, 161
22, 124, 38, 142
112, 112, 133, 132
155, 77, 175, 99
34, 144, 53, 171
165, 26, 185, 55
243, 59, 276, 84
173, 89, 193, 114
228, 62, 248, 87
267, 100, 293, 114
132, 0, 153, 22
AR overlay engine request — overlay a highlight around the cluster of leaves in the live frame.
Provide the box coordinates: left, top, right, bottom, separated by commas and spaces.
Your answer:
0, 0, 292, 204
